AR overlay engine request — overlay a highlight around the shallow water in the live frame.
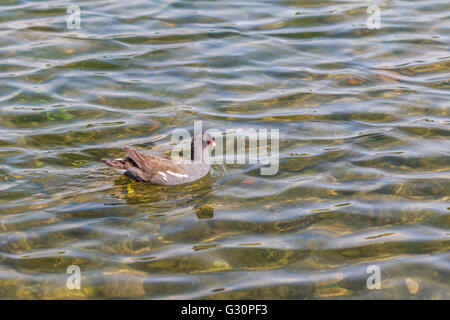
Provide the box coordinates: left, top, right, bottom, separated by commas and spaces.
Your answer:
0, 0, 449, 299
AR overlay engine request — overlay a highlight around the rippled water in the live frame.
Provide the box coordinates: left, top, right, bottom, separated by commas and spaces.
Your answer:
0, 0, 449, 299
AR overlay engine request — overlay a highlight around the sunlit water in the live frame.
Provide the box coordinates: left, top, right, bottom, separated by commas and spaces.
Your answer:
0, 0, 449, 299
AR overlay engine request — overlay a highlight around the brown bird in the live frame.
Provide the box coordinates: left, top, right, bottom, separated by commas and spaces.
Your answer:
102, 134, 215, 185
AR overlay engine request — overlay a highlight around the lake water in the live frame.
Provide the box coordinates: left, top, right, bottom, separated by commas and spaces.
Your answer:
0, 0, 449, 299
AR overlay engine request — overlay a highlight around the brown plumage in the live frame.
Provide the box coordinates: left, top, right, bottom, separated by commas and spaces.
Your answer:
102, 134, 215, 185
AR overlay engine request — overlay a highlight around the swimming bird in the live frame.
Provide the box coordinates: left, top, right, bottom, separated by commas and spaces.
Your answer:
102, 134, 215, 185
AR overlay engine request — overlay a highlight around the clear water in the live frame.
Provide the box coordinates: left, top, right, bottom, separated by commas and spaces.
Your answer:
0, 0, 449, 299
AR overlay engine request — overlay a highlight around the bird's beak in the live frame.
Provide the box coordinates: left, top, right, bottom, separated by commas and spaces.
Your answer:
210, 139, 216, 147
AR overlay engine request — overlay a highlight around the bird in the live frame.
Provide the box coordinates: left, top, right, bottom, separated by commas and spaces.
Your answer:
102, 134, 215, 185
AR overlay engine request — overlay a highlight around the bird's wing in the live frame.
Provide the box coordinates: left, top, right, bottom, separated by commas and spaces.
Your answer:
123, 147, 188, 176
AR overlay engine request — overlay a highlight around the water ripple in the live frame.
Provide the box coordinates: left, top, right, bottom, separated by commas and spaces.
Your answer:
0, 0, 449, 299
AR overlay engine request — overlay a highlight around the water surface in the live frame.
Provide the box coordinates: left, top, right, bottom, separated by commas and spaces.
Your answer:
0, 0, 449, 299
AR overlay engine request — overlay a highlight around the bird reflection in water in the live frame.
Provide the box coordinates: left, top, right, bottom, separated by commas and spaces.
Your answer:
107, 174, 216, 220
